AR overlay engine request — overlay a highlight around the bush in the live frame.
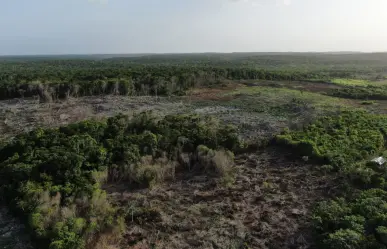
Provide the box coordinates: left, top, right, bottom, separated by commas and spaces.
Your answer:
194, 145, 236, 186
275, 110, 387, 169
361, 101, 376, 105
0, 112, 241, 248
132, 156, 176, 188
323, 229, 364, 249
376, 226, 387, 245
279, 110, 387, 248
327, 85, 387, 100
313, 189, 387, 248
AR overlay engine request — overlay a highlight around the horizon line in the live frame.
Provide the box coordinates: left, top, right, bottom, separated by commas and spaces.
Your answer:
2, 51, 387, 57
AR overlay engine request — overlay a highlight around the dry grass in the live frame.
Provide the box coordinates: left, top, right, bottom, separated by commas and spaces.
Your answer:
87, 223, 124, 249
106, 149, 338, 249
35, 191, 62, 230
93, 170, 109, 187
195, 146, 236, 186
0, 84, 350, 249
185, 81, 244, 102
108, 156, 177, 188
0, 95, 189, 141
133, 156, 177, 188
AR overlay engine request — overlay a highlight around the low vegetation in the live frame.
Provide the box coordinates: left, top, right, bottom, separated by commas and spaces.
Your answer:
0, 112, 241, 249
313, 189, 387, 249
330, 78, 370, 86
3, 53, 387, 248
276, 110, 387, 169
327, 85, 387, 100
276, 110, 387, 248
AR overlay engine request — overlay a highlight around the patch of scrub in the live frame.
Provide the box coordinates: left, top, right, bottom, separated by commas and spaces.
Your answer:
228, 86, 346, 105
194, 106, 240, 114
330, 78, 370, 86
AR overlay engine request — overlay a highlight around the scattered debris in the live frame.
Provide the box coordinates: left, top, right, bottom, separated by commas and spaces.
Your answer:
108, 150, 337, 249
291, 209, 305, 216
371, 157, 386, 165
59, 113, 70, 121
194, 106, 240, 114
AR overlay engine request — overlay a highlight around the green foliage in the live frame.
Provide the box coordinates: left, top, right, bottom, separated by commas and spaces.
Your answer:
194, 146, 236, 186
330, 78, 370, 86
276, 110, 387, 169
277, 110, 387, 190
278, 110, 387, 248
0, 112, 241, 249
323, 229, 364, 249
313, 189, 387, 248
1, 53, 386, 100
361, 100, 376, 105
327, 85, 387, 100
376, 226, 387, 245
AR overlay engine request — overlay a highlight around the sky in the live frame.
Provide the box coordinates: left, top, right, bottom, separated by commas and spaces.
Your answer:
1, 0, 387, 55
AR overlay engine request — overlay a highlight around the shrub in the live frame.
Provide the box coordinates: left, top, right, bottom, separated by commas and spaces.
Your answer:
361, 101, 376, 105
194, 145, 236, 186
0, 112, 241, 248
376, 226, 387, 245
276, 110, 387, 169
327, 85, 387, 100
280, 110, 387, 248
323, 229, 364, 249
313, 189, 387, 248
132, 156, 176, 188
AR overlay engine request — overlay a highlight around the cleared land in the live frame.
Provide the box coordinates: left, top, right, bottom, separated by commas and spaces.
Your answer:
1, 53, 387, 249
0, 82, 361, 249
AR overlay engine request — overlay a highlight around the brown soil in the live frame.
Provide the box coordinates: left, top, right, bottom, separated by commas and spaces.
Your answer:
107, 148, 338, 249
0, 96, 190, 141
185, 80, 346, 103
0, 85, 342, 249
186, 83, 243, 101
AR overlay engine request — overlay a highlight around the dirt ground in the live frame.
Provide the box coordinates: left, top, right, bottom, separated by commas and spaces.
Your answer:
185, 83, 243, 101
0, 96, 191, 141
105, 148, 337, 249
0, 82, 344, 249
0, 86, 305, 143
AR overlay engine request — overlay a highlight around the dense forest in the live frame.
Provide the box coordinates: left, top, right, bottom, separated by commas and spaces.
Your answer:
1, 52, 387, 101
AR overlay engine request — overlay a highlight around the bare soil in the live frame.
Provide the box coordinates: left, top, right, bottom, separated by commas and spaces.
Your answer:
0, 83, 344, 249
0, 96, 190, 140
106, 148, 337, 249
185, 82, 243, 101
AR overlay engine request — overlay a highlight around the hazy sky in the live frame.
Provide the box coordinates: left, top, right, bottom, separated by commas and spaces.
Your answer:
1, 0, 387, 55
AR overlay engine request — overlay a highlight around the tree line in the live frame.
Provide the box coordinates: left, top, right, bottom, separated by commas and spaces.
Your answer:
0, 59, 361, 101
